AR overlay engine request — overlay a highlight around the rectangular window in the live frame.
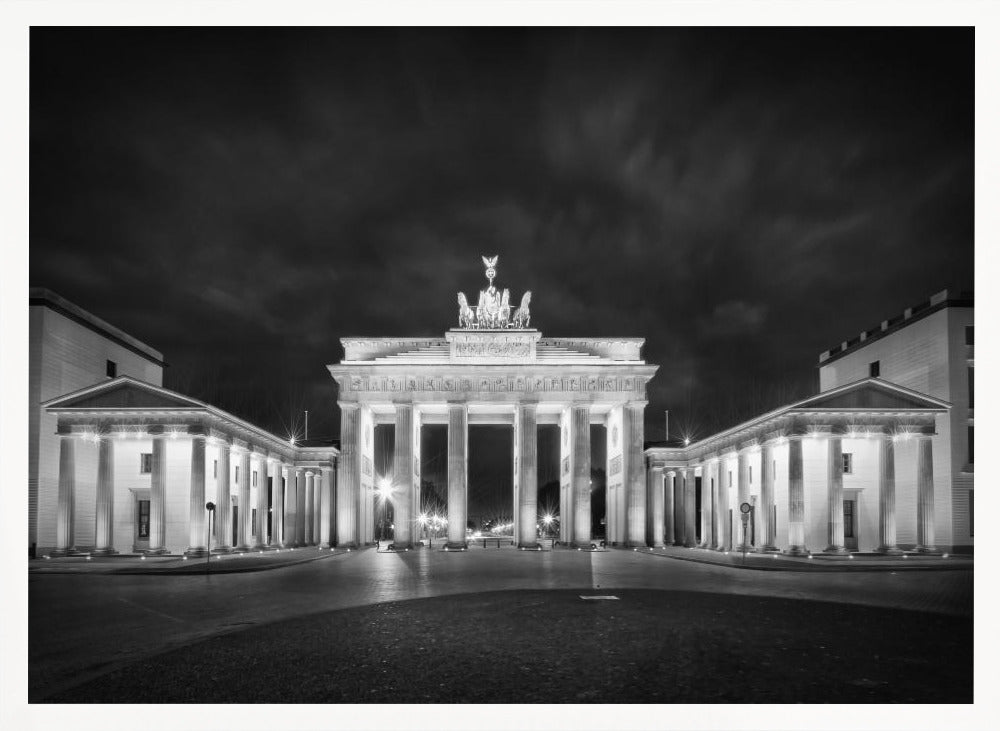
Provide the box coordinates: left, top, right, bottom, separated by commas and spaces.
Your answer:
842, 453, 853, 474
869, 360, 880, 378
235, 465, 239, 484
968, 366, 974, 408
137, 500, 150, 538
970, 490, 974, 536
213, 459, 218, 479
140, 453, 152, 474
843, 500, 854, 538
253, 470, 258, 487
968, 425, 974, 464
966, 325, 974, 345
749, 466, 752, 485
728, 470, 732, 488
252, 508, 257, 535
106, 359, 117, 378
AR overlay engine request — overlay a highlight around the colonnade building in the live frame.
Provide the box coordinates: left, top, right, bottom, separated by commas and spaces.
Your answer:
30, 273, 972, 557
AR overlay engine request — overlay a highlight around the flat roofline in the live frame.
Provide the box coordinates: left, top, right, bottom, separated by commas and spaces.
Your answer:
30, 288, 166, 367
817, 288, 972, 367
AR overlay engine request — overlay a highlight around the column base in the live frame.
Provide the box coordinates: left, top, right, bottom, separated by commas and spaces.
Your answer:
914, 545, 940, 554
876, 545, 904, 555
517, 541, 539, 549
626, 540, 647, 548
785, 546, 808, 556
48, 547, 76, 557
211, 546, 233, 554
572, 540, 596, 549
91, 548, 118, 556
444, 541, 467, 550
336, 541, 358, 549
652, 541, 665, 548
760, 545, 781, 553
146, 548, 170, 556
823, 545, 849, 554
184, 548, 209, 558
320, 542, 333, 549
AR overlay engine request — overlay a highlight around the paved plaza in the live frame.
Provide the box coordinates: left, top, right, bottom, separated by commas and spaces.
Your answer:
29, 547, 972, 702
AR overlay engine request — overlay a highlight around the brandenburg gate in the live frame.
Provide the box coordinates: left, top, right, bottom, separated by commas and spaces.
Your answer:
327, 256, 659, 550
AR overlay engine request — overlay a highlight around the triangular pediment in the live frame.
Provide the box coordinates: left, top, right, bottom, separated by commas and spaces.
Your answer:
43, 377, 205, 411
792, 379, 949, 412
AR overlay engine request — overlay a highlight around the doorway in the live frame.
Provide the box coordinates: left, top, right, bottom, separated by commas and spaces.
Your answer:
843, 496, 858, 551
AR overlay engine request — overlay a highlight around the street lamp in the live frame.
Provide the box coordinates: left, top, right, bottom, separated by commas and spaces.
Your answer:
205, 501, 216, 574
543, 513, 553, 539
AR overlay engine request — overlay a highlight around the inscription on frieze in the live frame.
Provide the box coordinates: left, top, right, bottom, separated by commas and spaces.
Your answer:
342, 373, 647, 396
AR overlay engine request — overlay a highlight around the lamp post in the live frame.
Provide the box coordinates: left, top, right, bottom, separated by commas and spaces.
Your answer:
543, 513, 553, 540
205, 501, 215, 575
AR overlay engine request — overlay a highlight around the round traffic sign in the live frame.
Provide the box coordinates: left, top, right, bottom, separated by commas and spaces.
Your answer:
739, 502, 752, 514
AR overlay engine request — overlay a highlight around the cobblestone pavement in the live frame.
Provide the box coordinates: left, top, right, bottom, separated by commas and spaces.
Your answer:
28, 545, 972, 700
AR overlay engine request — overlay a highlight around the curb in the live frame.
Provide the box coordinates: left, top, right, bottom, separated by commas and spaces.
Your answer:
643, 548, 973, 572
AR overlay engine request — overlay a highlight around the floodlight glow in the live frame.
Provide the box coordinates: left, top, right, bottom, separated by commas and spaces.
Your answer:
684, 437, 690, 446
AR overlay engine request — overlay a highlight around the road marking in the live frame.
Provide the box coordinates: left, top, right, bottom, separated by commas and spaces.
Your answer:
580, 595, 619, 600
117, 597, 184, 623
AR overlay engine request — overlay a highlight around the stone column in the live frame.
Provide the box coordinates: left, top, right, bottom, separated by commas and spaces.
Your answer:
295, 468, 307, 547
149, 436, 167, 554
337, 403, 359, 547
236, 449, 252, 551
673, 469, 686, 546
787, 437, 806, 555
447, 402, 468, 549
271, 461, 285, 547
185, 435, 207, 556
54, 434, 76, 556
254, 458, 269, 549
877, 436, 902, 554
663, 472, 675, 546
393, 402, 415, 549
312, 470, 321, 544
320, 466, 334, 548
824, 436, 847, 553
304, 471, 315, 545
736, 450, 750, 550
214, 442, 232, 552
699, 465, 711, 548
624, 401, 646, 547
94, 436, 117, 555
915, 436, 937, 553
760, 443, 778, 552
647, 463, 664, 548
516, 402, 538, 548
571, 404, 592, 547
717, 458, 730, 550
683, 467, 697, 547
282, 465, 298, 548
559, 407, 572, 544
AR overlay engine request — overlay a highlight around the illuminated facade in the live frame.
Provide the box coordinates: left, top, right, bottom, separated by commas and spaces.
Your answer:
31, 277, 970, 557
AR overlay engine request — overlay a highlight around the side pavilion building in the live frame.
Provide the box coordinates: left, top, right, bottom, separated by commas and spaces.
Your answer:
644, 379, 950, 554
42, 377, 338, 557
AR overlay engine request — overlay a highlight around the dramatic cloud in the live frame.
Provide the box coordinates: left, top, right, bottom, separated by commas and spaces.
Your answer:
30, 27, 973, 458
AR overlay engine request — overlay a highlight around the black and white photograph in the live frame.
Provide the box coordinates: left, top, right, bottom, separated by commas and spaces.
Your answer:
2, 2, 997, 729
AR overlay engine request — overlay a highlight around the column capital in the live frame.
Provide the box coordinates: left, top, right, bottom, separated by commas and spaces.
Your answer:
337, 401, 360, 411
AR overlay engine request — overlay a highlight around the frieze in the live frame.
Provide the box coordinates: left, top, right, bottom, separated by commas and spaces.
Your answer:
341, 374, 647, 395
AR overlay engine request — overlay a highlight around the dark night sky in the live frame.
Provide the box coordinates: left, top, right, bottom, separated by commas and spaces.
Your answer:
30, 27, 973, 457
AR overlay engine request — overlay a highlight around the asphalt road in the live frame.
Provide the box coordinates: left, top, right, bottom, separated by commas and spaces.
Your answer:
29, 547, 973, 701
